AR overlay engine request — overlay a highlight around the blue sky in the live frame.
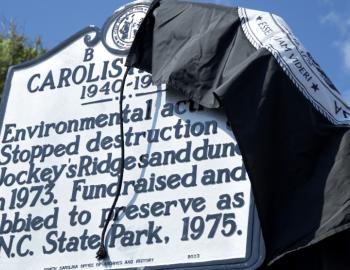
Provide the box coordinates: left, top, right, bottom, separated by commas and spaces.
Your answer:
2, 0, 350, 103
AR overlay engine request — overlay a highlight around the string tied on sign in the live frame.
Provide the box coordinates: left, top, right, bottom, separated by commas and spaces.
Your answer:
96, 66, 131, 260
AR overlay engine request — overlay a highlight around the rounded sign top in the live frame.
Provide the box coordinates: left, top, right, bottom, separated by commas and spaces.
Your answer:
102, 2, 150, 55
112, 4, 149, 50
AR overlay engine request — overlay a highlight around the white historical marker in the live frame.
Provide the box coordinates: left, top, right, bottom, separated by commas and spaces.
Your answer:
0, 1, 264, 269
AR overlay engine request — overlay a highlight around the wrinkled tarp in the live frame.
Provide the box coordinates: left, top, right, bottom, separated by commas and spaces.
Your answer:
126, 0, 350, 268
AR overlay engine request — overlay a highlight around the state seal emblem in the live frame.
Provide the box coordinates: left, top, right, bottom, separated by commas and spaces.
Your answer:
111, 3, 149, 53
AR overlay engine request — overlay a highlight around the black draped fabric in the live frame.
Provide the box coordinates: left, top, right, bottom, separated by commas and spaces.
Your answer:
126, 0, 350, 268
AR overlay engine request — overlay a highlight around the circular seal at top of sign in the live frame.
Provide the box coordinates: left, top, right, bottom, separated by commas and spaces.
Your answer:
102, 2, 150, 55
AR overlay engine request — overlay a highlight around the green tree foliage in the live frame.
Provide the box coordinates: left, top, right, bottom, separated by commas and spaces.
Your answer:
0, 22, 45, 96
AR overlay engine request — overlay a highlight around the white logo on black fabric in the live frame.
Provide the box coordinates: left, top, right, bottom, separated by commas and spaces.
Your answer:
238, 7, 350, 125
